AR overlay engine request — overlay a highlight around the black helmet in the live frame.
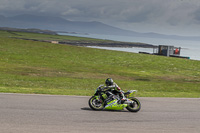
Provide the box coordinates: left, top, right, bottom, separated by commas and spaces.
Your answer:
105, 78, 114, 86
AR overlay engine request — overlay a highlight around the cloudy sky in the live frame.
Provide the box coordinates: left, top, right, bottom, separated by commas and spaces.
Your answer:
0, 0, 200, 36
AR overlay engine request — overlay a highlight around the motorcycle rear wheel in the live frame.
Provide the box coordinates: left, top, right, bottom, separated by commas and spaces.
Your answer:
126, 97, 141, 112
88, 96, 104, 110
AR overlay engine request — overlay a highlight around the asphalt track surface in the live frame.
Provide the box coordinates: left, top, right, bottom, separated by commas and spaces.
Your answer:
0, 93, 200, 133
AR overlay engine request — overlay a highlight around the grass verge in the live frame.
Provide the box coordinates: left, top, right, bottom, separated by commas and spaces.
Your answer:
0, 31, 200, 97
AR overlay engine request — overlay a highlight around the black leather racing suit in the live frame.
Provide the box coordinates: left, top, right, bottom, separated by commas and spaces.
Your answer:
102, 82, 125, 100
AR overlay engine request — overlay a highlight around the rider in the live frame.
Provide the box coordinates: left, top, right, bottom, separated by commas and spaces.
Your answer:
103, 78, 126, 103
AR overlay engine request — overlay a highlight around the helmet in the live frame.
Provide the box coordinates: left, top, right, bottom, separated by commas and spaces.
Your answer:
105, 78, 114, 86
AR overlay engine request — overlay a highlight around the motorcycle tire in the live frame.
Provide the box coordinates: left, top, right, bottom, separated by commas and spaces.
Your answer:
88, 96, 104, 110
126, 97, 141, 112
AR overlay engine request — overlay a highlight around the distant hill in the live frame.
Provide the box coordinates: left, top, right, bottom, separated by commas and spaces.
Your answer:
0, 14, 137, 36
0, 27, 57, 35
0, 14, 200, 41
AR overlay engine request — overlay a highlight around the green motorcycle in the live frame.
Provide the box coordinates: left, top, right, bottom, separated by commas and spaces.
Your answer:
88, 85, 141, 112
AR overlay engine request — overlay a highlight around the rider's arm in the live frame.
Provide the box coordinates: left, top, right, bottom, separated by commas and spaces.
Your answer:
112, 83, 122, 92
104, 83, 121, 92
103, 86, 112, 91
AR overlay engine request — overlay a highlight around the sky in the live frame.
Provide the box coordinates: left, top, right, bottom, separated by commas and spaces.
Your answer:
0, 0, 200, 36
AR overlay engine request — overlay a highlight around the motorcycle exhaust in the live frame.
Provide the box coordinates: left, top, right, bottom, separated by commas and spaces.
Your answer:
124, 100, 133, 104
124, 100, 135, 108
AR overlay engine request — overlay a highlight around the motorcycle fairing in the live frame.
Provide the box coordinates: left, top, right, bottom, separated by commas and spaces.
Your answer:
104, 99, 127, 110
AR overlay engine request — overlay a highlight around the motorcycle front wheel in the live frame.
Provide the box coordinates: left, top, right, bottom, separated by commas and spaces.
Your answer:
126, 97, 141, 112
88, 96, 104, 110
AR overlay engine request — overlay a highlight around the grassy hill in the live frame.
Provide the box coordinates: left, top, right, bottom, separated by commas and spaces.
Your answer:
0, 29, 154, 47
0, 30, 200, 97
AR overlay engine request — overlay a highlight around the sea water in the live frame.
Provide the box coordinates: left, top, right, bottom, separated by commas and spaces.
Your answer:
58, 33, 200, 61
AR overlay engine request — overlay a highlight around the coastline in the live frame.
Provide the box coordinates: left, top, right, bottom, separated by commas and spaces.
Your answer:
58, 41, 157, 48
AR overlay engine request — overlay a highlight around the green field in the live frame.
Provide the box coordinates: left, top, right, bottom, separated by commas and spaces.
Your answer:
0, 30, 200, 97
